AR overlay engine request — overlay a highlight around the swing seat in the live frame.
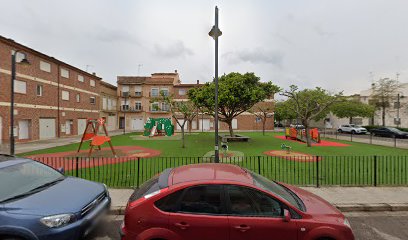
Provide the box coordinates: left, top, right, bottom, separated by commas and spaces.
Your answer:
83, 133, 95, 141
91, 136, 111, 146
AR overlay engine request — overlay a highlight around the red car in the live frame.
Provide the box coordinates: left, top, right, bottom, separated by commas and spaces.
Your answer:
120, 164, 354, 240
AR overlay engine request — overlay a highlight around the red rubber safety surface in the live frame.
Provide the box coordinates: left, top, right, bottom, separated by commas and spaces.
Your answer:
275, 135, 350, 147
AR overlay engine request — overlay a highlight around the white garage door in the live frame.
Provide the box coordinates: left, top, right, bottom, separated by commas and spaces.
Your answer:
78, 119, 87, 135
39, 118, 56, 139
107, 116, 116, 131
199, 119, 210, 131
232, 119, 238, 129
131, 118, 144, 130
18, 120, 30, 140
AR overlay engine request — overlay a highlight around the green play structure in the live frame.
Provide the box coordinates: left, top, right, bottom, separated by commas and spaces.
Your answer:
143, 118, 174, 137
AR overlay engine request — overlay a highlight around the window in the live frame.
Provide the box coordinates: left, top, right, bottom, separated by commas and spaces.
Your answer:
90, 97, 96, 104
226, 185, 282, 217
102, 97, 107, 110
76, 93, 80, 103
78, 75, 84, 82
151, 102, 159, 112
151, 88, 159, 97
61, 90, 70, 100
40, 61, 51, 72
36, 85, 43, 96
232, 119, 238, 129
155, 190, 184, 212
61, 68, 69, 78
178, 89, 186, 96
161, 88, 169, 96
121, 100, 129, 110
108, 99, 112, 110
161, 102, 170, 112
135, 86, 142, 96
135, 102, 142, 111
90, 79, 96, 87
14, 80, 26, 94
179, 185, 222, 214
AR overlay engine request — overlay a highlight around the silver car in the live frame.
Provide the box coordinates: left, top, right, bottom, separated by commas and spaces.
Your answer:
337, 124, 367, 134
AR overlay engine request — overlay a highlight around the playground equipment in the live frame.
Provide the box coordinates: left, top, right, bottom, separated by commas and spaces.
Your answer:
285, 127, 321, 143
280, 143, 292, 154
143, 118, 174, 137
77, 118, 116, 157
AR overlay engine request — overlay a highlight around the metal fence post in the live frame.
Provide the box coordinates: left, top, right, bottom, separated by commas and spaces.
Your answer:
370, 132, 373, 144
75, 157, 79, 177
136, 157, 140, 187
374, 155, 377, 187
350, 132, 353, 142
316, 156, 320, 188
257, 156, 261, 174
394, 136, 397, 148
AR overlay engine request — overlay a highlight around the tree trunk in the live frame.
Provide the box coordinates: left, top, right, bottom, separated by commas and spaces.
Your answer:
349, 117, 353, 124
303, 121, 312, 147
382, 106, 386, 126
181, 126, 185, 148
262, 118, 266, 136
227, 119, 234, 137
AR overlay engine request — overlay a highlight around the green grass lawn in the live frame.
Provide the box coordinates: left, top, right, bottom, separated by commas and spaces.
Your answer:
20, 132, 408, 188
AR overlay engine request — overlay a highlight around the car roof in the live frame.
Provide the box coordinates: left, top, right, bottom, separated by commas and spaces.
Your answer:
168, 163, 254, 186
0, 154, 31, 169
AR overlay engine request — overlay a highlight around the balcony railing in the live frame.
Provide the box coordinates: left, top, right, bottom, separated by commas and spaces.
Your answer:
121, 106, 143, 112
149, 107, 170, 113
134, 91, 143, 97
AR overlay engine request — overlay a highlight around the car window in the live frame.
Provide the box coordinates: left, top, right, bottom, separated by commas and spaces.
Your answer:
129, 175, 160, 202
154, 189, 184, 212
226, 185, 283, 217
178, 185, 222, 215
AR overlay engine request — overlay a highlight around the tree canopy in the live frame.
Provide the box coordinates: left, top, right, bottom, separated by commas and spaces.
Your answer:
188, 72, 280, 136
331, 100, 375, 124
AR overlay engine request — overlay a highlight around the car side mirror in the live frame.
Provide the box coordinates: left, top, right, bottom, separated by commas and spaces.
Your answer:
283, 209, 291, 222
57, 167, 65, 174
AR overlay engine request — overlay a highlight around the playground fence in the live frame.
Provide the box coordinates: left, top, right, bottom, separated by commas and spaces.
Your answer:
32, 155, 408, 188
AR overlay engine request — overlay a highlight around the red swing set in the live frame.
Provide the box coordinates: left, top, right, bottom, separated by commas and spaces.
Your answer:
77, 118, 117, 157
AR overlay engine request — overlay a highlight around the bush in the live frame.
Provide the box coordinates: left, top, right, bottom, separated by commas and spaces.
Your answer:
363, 125, 408, 132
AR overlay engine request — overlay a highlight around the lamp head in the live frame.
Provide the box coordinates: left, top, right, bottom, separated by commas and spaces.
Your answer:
15, 51, 30, 65
208, 25, 222, 40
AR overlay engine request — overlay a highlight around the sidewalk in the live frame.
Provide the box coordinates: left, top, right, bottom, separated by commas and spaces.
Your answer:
108, 187, 408, 214
0, 130, 124, 154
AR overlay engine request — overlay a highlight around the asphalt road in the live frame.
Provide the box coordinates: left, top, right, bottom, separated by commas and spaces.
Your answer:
86, 212, 408, 240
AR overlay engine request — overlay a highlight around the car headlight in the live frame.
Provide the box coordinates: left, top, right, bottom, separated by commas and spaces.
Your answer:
343, 218, 351, 228
103, 183, 110, 197
40, 214, 75, 228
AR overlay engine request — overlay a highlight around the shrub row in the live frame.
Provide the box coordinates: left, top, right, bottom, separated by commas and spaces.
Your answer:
362, 125, 408, 132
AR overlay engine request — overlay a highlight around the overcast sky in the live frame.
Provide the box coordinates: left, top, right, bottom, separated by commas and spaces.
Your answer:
1, 0, 408, 94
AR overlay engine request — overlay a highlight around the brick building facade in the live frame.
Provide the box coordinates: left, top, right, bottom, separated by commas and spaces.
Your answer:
0, 36, 101, 144
100, 81, 118, 131
117, 71, 275, 132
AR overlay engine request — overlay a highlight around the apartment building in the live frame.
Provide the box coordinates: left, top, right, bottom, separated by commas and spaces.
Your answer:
117, 71, 275, 132
0, 36, 101, 144
100, 81, 118, 131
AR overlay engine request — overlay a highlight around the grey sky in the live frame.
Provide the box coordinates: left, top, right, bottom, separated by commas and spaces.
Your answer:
1, 0, 407, 94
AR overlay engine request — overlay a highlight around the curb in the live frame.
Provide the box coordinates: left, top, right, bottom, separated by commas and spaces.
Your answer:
108, 204, 408, 215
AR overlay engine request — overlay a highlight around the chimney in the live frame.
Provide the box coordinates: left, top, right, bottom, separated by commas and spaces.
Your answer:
92, 72, 96, 76
196, 80, 199, 85
175, 69, 178, 73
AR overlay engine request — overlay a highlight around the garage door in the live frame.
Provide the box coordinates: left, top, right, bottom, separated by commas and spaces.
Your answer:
199, 119, 210, 131
78, 119, 87, 135
39, 118, 56, 139
107, 116, 116, 131
131, 118, 144, 131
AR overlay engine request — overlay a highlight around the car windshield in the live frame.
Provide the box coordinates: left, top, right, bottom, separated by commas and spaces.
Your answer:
0, 161, 64, 203
249, 171, 305, 211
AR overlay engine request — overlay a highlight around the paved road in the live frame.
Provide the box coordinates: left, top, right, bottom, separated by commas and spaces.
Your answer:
87, 212, 408, 240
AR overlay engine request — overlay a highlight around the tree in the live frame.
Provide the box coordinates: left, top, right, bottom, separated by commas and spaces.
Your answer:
331, 100, 375, 124
274, 100, 298, 126
370, 78, 401, 126
188, 72, 280, 137
282, 85, 342, 147
249, 101, 274, 136
152, 91, 197, 148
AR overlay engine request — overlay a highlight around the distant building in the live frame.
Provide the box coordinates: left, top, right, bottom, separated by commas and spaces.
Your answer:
0, 36, 101, 144
100, 81, 118, 132
117, 71, 275, 132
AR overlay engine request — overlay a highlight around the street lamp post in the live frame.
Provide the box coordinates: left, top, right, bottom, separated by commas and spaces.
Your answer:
10, 51, 30, 155
209, 6, 222, 163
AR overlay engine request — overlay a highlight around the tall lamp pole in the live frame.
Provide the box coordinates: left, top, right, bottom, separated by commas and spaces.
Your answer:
10, 51, 30, 155
209, 6, 222, 163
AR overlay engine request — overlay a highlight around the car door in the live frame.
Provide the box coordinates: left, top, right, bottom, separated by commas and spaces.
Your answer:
226, 185, 298, 240
167, 184, 229, 240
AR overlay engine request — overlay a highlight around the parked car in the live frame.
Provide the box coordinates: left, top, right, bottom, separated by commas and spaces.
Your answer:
121, 164, 354, 240
0, 155, 111, 240
370, 127, 408, 138
290, 124, 305, 129
337, 124, 367, 134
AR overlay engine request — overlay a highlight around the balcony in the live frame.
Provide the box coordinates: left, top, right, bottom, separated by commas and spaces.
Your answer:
120, 106, 143, 112
149, 106, 170, 113
134, 91, 143, 97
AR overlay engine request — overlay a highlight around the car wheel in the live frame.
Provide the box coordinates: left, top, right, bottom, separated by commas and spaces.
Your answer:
338, 129, 342, 133
351, 130, 356, 134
